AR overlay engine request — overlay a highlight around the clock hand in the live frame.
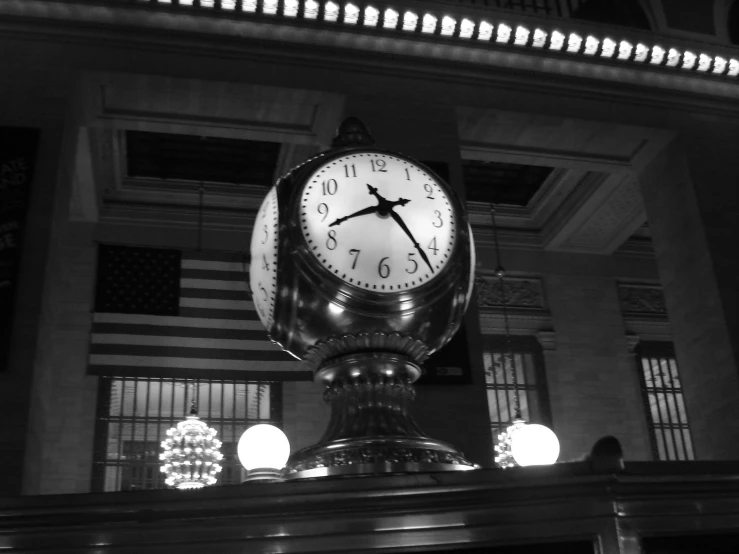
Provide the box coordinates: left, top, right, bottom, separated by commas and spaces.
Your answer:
367, 184, 388, 203
328, 205, 380, 227
387, 210, 435, 274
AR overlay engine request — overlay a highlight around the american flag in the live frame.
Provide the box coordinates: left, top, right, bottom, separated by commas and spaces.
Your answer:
88, 245, 310, 380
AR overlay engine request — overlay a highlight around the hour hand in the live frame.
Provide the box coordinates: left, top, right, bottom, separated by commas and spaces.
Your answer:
328, 205, 379, 227
367, 184, 388, 203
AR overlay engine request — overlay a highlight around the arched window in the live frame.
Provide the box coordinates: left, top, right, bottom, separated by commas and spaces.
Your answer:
570, 0, 651, 30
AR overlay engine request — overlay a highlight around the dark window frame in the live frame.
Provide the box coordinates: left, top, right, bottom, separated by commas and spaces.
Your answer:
482, 335, 553, 443
635, 342, 695, 461
91, 377, 282, 492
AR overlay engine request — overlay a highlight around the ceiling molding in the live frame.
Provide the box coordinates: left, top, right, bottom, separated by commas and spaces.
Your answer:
78, 72, 346, 147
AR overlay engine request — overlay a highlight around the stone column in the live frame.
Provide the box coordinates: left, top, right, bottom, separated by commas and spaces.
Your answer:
637, 137, 739, 459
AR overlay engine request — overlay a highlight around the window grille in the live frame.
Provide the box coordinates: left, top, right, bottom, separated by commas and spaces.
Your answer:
482, 335, 552, 446
92, 377, 281, 491
636, 343, 694, 461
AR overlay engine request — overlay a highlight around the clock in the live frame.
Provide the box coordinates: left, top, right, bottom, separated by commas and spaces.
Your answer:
249, 187, 279, 329
248, 117, 474, 370
299, 152, 455, 293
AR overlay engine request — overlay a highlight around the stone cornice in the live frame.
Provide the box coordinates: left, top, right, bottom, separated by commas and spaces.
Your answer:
3, 1, 739, 113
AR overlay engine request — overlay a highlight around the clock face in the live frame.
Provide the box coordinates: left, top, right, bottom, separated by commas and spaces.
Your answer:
249, 187, 279, 328
299, 152, 456, 293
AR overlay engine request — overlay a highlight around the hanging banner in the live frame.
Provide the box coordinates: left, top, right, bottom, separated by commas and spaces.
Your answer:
0, 127, 40, 371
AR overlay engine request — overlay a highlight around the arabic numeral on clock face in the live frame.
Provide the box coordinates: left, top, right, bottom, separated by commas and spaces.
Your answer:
378, 257, 390, 278
370, 159, 387, 172
344, 164, 356, 178
424, 184, 435, 199
349, 248, 361, 269
428, 237, 439, 255
326, 229, 338, 250
432, 210, 443, 228
317, 202, 329, 221
322, 179, 338, 195
405, 168, 411, 181
406, 253, 418, 274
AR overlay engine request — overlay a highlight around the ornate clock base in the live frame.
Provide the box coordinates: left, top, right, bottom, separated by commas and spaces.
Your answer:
283, 350, 478, 479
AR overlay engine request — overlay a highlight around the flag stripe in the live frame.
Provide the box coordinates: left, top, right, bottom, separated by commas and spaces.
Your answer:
180, 287, 246, 301
92, 323, 268, 341
178, 307, 259, 321
93, 312, 264, 329
90, 344, 294, 361
91, 334, 276, 350
88, 365, 310, 381
181, 268, 246, 282
89, 248, 309, 380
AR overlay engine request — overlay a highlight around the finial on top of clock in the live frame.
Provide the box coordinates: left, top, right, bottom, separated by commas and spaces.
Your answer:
331, 116, 375, 148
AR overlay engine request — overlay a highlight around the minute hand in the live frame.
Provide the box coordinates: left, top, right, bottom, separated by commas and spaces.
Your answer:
388, 210, 434, 274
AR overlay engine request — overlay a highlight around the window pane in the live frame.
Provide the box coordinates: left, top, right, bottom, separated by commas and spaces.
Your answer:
637, 344, 694, 461
482, 335, 551, 464
92, 378, 282, 492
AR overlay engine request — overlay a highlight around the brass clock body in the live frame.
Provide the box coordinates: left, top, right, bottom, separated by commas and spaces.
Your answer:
257, 145, 473, 370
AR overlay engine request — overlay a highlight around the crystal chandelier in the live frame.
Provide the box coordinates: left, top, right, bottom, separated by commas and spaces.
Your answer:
160, 383, 223, 489
489, 205, 560, 468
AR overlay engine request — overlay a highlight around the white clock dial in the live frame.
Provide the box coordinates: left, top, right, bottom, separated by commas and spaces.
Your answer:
300, 152, 456, 292
249, 187, 279, 328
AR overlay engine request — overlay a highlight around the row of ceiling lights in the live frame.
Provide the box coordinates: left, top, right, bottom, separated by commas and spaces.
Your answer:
142, 0, 739, 78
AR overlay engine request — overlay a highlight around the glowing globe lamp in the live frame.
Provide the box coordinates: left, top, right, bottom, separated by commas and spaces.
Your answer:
510, 423, 560, 466
237, 424, 290, 482
495, 419, 560, 468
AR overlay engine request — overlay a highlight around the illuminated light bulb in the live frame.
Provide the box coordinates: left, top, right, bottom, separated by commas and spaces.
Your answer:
477, 21, 493, 41
283, 0, 299, 17
157, 0, 173, 4
532, 28, 547, 48
496, 23, 512, 43
402, 11, 418, 32
364, 5, 379, 26
634, 43, 649, 62
242, 0, 257, 12
328, 302, 343, 315
459, 18, 475, 39
650, 45, 665, 64
682, 51, 696, 70
601, 37, 616, 58
238, 424, 291, 472
666, 47, 681, 67
510, 424, 560, 466
713, 56, 728, 74
199, 0, 214, 7
514, 26, 530, 46
343, 3, 359, 24
262, 0, 278, 15
697, 53, 712, 71
324, 1, 339, 22
566, 33, 582, 53
383, 8, 399, 29
583, 35, 599, 55
304, 0, 319, 19
549, 30, 565, 51
728, 59, 739, 76
617, 40, 632, 60
221, 0, 236, 10
440, 16, 456, 36
421, 14, 437, 34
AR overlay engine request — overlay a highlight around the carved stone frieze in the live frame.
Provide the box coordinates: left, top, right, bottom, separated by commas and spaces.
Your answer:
618, 284, 667, 315
475, 275, 544, 309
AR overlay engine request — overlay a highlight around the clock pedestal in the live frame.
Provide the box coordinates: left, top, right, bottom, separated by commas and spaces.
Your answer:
283, 349, 478, 479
